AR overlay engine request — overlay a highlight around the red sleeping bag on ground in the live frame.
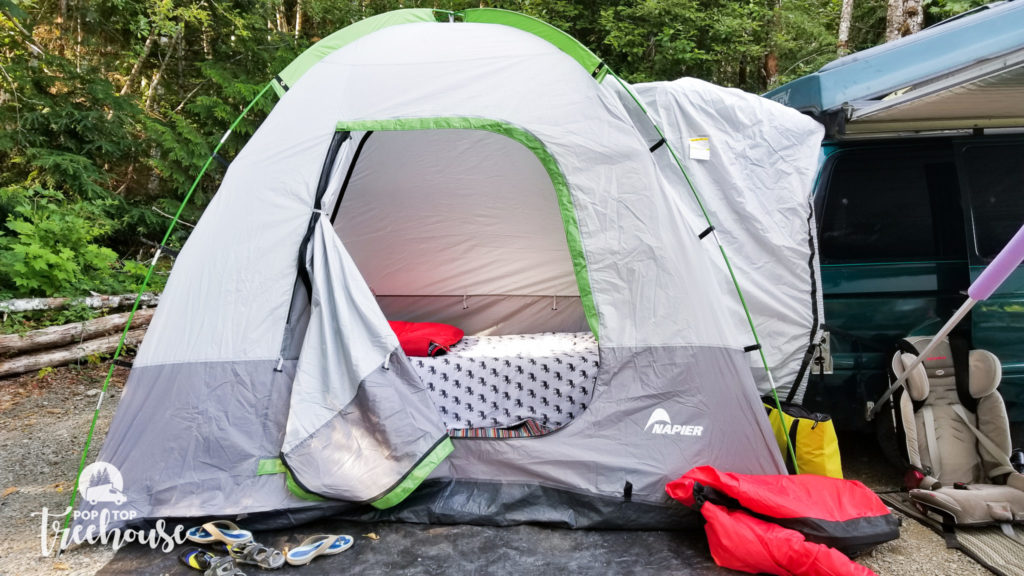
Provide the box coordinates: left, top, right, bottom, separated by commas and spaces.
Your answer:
667, 466, 899, 576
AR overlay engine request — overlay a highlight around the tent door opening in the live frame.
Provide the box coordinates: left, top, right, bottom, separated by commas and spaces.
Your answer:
324, 119, 601, 436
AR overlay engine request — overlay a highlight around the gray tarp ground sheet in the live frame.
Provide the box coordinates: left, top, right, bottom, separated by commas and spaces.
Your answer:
97, 521, 732, 575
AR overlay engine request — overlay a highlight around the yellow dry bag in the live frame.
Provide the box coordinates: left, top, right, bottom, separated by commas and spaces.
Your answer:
764, 401, 843, 478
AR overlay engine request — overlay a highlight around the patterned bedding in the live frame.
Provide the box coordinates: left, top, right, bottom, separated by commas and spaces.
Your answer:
410, 332, 599, 431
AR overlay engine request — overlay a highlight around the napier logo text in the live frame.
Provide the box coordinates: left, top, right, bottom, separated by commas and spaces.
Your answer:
644, 408, 703, 436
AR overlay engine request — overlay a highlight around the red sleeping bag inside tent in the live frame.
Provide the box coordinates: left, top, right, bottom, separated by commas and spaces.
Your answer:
667, 466, 899, 576
389, 321, 464, 357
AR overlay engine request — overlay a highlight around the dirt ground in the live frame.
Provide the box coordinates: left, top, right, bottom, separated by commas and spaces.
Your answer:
0, 362, 995, 576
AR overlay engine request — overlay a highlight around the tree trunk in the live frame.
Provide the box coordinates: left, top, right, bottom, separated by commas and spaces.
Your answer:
202, 25, 213, 60
57, 0, 67, 55
761, 0, 782, 90
276, 2, 290, 33
0, 329, 147, 378
75, 2, 82, 71
903, 0, 924, 36
294, 0, 303, 38
0, 309, 155, 356
0, 293, 159, 314
121, 26, 157, 96
887, 0, 924, 42
838, 0, 855, 55
147, 146, 162, 195
886, 0, 903, 42
177, 24, 185, 95
762, 52, 779, 90
145, 26, 181, 112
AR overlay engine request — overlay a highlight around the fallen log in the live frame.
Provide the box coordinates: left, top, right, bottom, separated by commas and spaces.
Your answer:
0, 328, 147, 379
0, 293, 159, 314
0, 308, 155, 356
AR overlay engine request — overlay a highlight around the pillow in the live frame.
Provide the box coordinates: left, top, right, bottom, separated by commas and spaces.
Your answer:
389, 321, 464, 357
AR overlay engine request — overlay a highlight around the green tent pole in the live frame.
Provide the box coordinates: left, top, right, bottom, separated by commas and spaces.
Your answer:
58, 82, 276, 553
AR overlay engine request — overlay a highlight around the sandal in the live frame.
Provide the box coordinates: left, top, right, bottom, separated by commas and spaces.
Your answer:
323, 534, 354, 555
226, 541, 285, 570
179, 547, 247, 576
186, 520, 253, 546
285, 534, 353, 566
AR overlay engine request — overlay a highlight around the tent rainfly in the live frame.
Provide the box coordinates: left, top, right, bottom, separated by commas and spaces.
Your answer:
76, 8, 825, 532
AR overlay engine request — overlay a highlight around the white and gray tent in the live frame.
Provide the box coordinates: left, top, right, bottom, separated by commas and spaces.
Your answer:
79, 9, 825, 531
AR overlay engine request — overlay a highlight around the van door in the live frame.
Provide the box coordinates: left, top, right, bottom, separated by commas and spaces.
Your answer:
955, 137, 1024, 424
812, 140, 970, 427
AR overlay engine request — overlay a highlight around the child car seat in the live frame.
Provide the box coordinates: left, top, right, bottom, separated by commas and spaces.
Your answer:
889, 335, 1024, 528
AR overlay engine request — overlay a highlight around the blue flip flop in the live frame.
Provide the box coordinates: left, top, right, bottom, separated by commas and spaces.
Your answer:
285, 534, 353, 566
324, 535, 354, 555
186, 520, 253, 546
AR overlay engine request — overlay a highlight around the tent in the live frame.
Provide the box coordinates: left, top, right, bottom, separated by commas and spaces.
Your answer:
76, 9, 825, 532
634, 78, 826, 402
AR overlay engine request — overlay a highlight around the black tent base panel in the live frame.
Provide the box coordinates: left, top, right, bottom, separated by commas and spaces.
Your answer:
96, 521, 733, 575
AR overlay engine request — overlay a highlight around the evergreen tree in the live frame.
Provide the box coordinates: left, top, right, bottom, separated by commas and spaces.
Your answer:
0, 0, 934, 309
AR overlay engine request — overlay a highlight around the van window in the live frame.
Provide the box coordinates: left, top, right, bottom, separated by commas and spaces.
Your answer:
818, 148, 956, 263
962, 142, 1024, 259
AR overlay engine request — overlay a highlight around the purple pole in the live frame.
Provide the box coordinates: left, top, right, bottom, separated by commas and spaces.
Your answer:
969, 223, 1024, 301
868, 222, 1024, 420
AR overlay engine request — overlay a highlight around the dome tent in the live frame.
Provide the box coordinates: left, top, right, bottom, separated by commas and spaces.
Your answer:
74, 8, 825, 533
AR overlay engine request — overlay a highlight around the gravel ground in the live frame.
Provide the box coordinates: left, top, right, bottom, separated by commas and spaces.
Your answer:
0, 363, 125, 576
0, 363, 995, 576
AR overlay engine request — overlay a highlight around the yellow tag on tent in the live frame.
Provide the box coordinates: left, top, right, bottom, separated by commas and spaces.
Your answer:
688, 137, 710, 160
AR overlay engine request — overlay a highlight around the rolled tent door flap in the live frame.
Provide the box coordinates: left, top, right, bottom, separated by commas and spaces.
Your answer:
281, 216, 452, 507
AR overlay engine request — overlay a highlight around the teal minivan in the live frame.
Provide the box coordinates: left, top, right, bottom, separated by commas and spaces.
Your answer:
765, 0, 1024, 432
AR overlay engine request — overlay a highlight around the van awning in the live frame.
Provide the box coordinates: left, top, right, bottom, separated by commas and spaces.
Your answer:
844, 47, 1024, 134
764, 0, 1024, 137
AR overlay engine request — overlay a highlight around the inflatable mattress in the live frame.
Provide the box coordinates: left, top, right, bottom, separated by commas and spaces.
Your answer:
410, 332, 599, 431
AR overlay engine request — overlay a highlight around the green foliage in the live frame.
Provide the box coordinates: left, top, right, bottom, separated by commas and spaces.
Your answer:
602, 0, 770, 89
848, 0, 887, 51
924, 0, 991, 23
770, 0, 843, 86
0, 187, 122, 296
53, 302, 97, 325
0, 0, 980, 307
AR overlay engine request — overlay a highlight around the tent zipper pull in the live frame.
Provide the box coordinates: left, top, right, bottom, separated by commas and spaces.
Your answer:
384, 353, 391, 371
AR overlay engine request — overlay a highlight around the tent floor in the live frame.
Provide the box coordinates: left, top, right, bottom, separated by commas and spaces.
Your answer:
97, 520, 731, 575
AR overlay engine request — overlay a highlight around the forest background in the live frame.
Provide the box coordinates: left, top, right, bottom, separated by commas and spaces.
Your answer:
0, 0, 991, 329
